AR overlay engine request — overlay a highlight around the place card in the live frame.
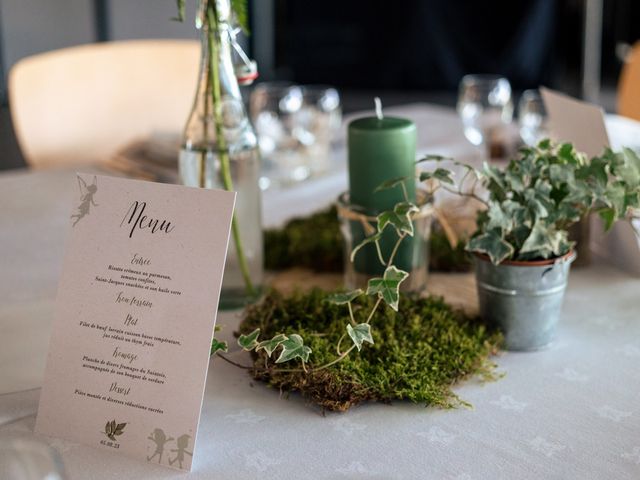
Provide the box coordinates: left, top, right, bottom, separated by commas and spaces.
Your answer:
540, 87, 610, 157
35, 174, 235, 471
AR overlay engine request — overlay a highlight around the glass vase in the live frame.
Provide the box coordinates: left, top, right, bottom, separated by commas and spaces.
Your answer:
179, 1, 263, 309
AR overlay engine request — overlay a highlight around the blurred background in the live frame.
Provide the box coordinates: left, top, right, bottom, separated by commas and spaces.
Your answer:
0, 0, 639, 170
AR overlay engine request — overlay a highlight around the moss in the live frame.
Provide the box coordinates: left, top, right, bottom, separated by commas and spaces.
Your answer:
264, 206, 343, 272
239, 289, 502, 412
264, 205, 472, 273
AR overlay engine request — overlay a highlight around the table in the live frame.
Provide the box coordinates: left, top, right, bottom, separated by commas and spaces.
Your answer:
2, 104, 640, 479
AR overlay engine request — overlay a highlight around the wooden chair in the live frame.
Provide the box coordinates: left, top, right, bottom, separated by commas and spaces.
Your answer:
618, 41, 640, 121
8, 40, 199, 168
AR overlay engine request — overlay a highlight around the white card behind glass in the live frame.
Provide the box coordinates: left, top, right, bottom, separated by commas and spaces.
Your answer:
540, 87, 610, 157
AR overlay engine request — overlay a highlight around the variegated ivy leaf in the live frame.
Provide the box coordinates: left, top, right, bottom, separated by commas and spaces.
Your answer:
238, 328, 260, 351
255, 334, 287, 357
466, 231, 514, 265
419, 168, 455, 185
346, 323, 374, 351
415, 154, 451, 164
210, 338, 228, 355
350, 231, 382, 263
366, 266, 409, 311
377, 202, 419, 236
275, 334, 312, 363
325, 289, 363, 305
374, 176, 408, 193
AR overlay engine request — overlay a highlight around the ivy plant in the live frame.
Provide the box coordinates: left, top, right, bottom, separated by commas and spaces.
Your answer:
210, 169, 430, 372
420, 141, 640, 264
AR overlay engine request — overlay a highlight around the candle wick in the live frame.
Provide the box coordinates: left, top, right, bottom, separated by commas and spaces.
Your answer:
374, 97, 383, 120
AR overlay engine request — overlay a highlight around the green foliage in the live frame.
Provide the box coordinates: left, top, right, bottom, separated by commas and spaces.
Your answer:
465, 142, 640, 264
256, 334, 287, 357
263, 205, 471, 273
377, 202, 419, 236
325, 289, 363, 305
210, 338, 228, 355
419, 168, 455, 185
238, 328, 260, 350
264, 206, 343, 272
239, 289, 501, 411
230, 0, 249, 32
346, 323, 374, 351
275, 334, 312, 364
350, 231, 382, 263
366, 266, 409, 311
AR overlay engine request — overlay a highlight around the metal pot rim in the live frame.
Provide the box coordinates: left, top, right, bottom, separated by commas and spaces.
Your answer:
473, 250, 577, 267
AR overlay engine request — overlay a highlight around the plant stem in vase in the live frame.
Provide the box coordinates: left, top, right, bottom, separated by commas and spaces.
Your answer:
178, 0, 262, 309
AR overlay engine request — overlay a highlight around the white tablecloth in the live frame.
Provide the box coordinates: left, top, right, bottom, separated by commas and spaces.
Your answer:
2, 104, 640, 479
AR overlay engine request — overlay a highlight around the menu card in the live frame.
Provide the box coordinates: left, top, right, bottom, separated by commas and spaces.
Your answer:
35, 174, 236, 471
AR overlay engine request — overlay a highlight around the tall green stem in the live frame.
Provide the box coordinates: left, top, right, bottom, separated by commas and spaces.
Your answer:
206, 4, 256, 297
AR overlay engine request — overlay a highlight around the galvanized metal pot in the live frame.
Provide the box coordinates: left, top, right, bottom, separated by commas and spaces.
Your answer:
474, 251, 576, 351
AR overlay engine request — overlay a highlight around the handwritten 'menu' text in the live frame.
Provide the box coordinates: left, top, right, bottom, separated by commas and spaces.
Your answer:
121, 201, 175, 239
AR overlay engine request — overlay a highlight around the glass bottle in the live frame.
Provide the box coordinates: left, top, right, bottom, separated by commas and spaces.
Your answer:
179, 0, 263, 309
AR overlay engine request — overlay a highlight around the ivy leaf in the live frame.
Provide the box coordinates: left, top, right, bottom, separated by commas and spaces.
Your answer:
325, 289, 363, 305
486, 202, 512, 232
416, 154, 451, 164
366, 266, 409, 311
419, 168, 455, 185
350, 231, 382, 263
210, 338, 228, 355
466, 231, 514, 265
275, 334, 312, 363
374, 176, 408, 193
238, 328, 260, 351
256, 334, 287, 357
519, 220, 563, 258
346, 323, 374, 351
377, 202, 419, 236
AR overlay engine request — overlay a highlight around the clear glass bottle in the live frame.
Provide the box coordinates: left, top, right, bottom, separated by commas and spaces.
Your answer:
179, 2, 263, 309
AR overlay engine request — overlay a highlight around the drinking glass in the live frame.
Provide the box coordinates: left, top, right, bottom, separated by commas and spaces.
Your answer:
457, 75, 513, 156
250, 83, 341, 188
518, 89, 548, 146
0, 436, 66, 480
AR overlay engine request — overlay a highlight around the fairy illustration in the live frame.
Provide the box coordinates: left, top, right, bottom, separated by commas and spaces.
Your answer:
168, 434, 193, 469
70, 175, 98, 227
146, 428, 173, 464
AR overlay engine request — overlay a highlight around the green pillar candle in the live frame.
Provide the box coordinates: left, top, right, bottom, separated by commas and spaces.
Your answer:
348, 115, 417, 275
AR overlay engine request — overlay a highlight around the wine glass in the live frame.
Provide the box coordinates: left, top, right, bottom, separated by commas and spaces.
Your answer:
0, 436, 67, 480
457, 75, 513, 158
250, 83, 341, 189
518, 89, 548, 146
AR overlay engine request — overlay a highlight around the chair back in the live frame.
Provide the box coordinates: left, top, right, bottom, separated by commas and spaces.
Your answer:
8, 40, 200, 168
618, 41, 640, 121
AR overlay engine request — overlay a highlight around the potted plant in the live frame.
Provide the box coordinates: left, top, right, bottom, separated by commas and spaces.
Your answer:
425, 140, 640, 350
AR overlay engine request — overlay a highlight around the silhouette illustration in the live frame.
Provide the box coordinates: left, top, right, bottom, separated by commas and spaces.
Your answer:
71, 175, 98, 226
169, 434, 193, 469
146, 428, 173, 464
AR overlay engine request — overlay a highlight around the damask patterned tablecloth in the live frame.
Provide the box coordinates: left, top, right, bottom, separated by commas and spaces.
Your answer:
1, 104, 640, 479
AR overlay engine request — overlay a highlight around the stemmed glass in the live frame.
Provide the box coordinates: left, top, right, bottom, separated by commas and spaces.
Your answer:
518, 89, 548, 146
250, 83, 341, 189
457, 75, 513, 158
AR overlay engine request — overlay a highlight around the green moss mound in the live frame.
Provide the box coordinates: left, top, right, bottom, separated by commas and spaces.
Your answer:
264, 206, 472, 273
239, 289, 502, 411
